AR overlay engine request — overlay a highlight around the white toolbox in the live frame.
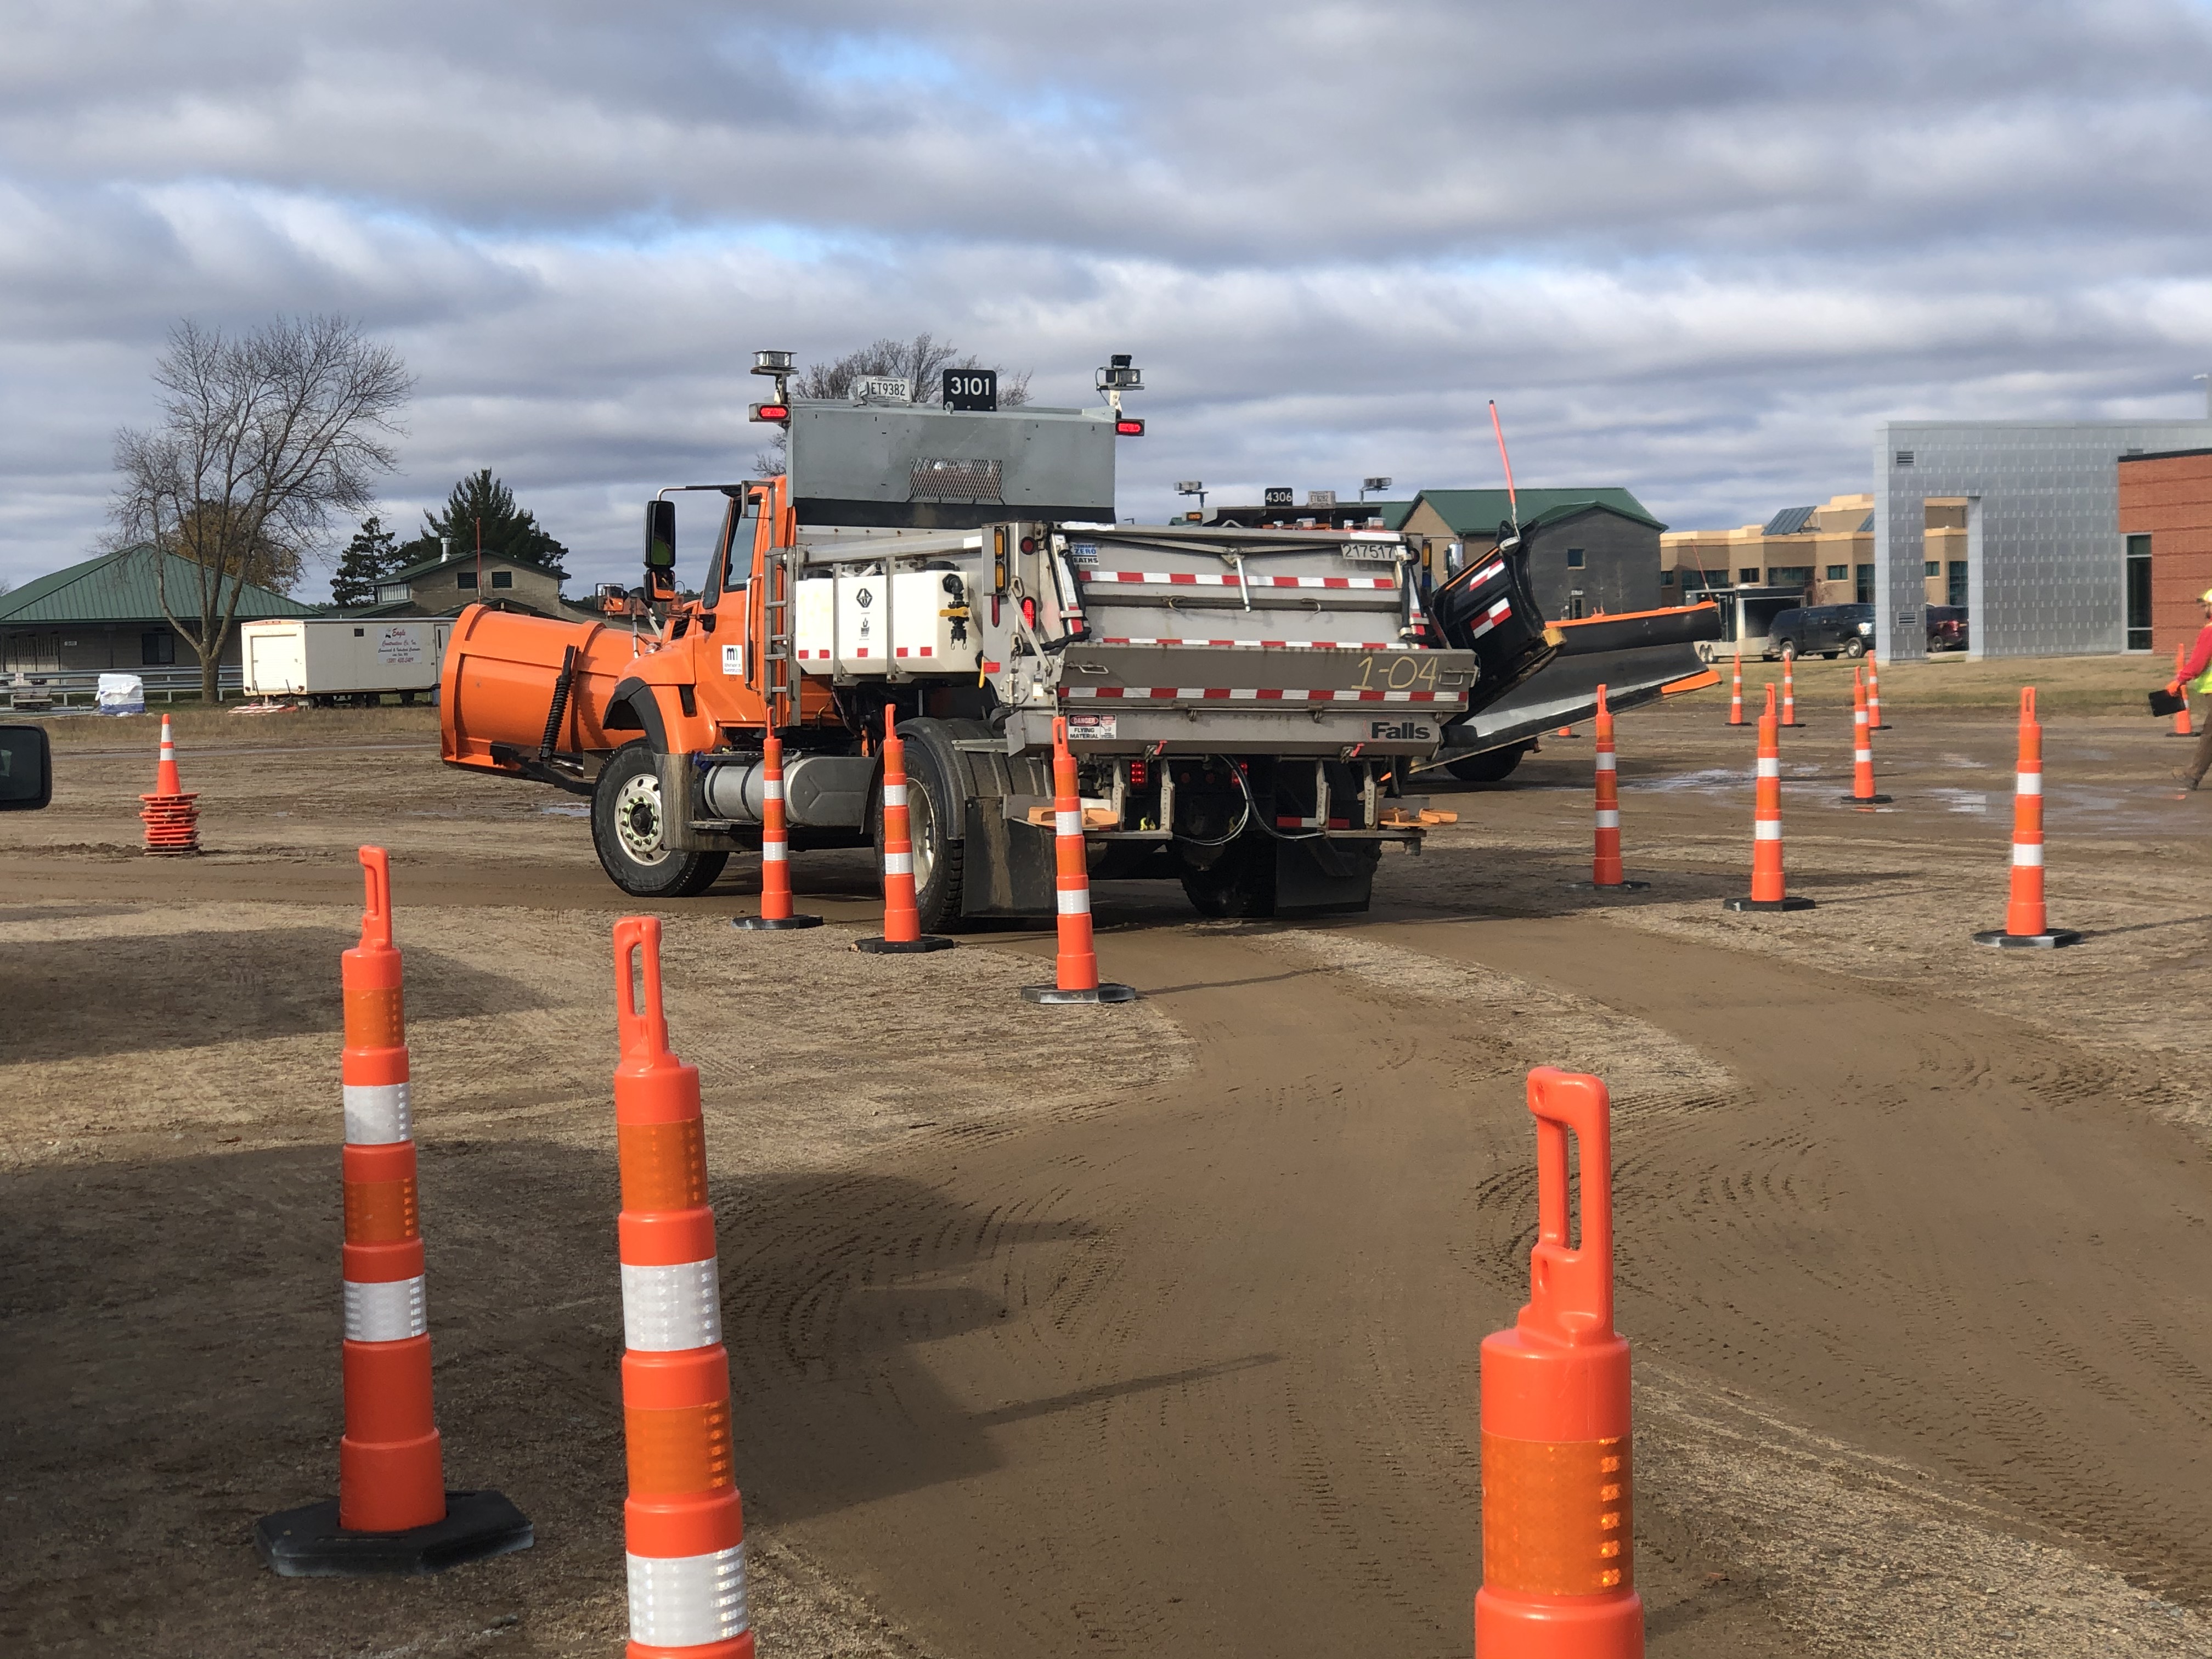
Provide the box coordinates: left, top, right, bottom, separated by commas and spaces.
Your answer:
793, 571, 972, 675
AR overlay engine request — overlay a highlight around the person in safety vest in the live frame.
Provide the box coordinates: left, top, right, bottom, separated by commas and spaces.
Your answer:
2173, 588, 2212, 789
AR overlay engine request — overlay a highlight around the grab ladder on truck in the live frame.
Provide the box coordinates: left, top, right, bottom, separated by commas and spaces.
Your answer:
756, 543, 799, 731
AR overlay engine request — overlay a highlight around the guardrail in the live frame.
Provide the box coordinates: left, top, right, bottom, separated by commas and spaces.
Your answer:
2, 668, 247, 710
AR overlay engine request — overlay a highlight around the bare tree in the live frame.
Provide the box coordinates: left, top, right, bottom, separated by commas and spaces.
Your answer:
111, 315, 410, 700
755, 333, 1031, 475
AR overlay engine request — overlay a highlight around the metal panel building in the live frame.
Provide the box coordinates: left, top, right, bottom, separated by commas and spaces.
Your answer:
1874, 419, 2212, 660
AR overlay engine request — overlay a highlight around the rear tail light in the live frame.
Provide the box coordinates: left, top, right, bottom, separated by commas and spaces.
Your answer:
1114, 419, 1144, 436
749, 403, 789, 422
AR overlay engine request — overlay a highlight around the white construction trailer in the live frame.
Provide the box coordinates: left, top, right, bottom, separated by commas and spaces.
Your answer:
240, 617, 452, 704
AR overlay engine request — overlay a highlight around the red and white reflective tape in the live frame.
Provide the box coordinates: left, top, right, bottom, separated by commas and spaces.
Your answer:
1468, 558, 1507, 588
1468, 597, 1515, 639
1064, 686, 1459, 704
1096, 637, 1398, 650
1078, 569, 1396, 590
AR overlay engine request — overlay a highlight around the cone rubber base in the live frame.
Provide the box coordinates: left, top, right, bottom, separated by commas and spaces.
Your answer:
1839, 793, 1893, 805
733, 913, 823, 930
856, 935, 956, 953
254, 1489, 532, 1577
1572, 879, 1650, 891
2171, 731, 2196, 738
1871, 723, 1892, 731
1021, 982, 1137, 1004
1974, 928, 2082, 949
1724, 895, 1816, 911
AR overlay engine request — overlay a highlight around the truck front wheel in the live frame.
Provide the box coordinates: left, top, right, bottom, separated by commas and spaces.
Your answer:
591, 741, 729, 898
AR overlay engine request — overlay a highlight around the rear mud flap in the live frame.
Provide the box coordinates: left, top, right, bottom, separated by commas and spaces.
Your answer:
961, 800, 1058, 917
1273, 835, 1379, 915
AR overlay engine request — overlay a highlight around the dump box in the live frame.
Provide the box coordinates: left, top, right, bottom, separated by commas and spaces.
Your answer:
241, 618, 452, 701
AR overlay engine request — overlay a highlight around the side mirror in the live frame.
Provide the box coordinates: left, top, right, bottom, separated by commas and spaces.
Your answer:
0, 723, 53, 811
644, 500, 677, 571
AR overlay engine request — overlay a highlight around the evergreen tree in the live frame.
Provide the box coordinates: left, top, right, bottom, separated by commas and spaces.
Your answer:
399, 469, 569, 579
330, 515, 400, 607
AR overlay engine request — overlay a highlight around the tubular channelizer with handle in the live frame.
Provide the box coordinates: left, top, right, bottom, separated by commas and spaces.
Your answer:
1841, 667, 1890, 805
732, 733, 822, 932
856, 708, 955, 954
252, 848, 531, 1577
1726, 650, 1744, 727
1976, 687, 2080, 949
1724, 686, 1813, 913
1582, 685, 1646, 891
613, 917, 754, 1659
1022, 716, 1135, 1004
1476, 1068, 1644, 1658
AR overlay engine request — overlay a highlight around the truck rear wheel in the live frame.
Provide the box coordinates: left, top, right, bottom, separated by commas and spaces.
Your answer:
591, 740, 728, 898
1180, 831, 1276, 918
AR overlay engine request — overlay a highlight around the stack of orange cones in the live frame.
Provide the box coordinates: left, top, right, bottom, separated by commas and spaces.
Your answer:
140, 715, 201, 855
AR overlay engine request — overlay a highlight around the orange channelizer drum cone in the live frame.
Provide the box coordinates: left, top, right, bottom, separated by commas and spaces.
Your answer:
1726, 650, 1745, 727
1724, 687, 1814, 913
1023, 717, 1136, 1005
140, 714, 201, 855
254, 848, 532, 1577
1582, 686, 1647, 892
1841, 668, 1891, 805
732, 733, 822, 932
857, 709, 955, 954
1976, 689, 2080, 949
613, 917, 756, 1659
1476, 1068, 1645, 1659
2171, 648, 2194, 738
1780, 655, 1801, 727
1866, 656, 1889, 731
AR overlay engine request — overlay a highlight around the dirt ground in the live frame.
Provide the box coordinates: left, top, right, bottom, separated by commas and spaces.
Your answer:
5, 663, 2212, 1658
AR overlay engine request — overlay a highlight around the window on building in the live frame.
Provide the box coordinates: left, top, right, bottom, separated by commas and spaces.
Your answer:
1565, 547, 1585, 569
1923, 561, 1940, 577
140, 630, 175, 666
1825, 564, 1847, 582
490, 569, 514, 589
1660, 568, 1674, 585
1946, 561, 1967, 608
456, 569, 478, 589
1855, 563, 1874, 604
2127, 533, 2152, 652
1895, 450, 1915, 466
1738, 567, 1760, 584
1768, 566, 1813, 588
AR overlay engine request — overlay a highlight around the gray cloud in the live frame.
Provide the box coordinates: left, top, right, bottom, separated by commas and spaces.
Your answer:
4, 1, 2210, 594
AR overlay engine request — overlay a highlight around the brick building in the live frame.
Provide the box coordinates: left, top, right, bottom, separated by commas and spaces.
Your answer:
2118, 448, 2212, 656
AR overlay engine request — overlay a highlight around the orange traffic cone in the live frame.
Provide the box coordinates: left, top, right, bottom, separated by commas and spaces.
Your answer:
255, 848, 531, 1576
140, 714, 201, 855
1780, 654, 1802, 727
1726, 650, 1745, 727
1975, 689, 2080, 949
1724, 686, 1813, 913
612, 917, 756, 1659
856, 709, 955, 954
2170, 648, 2193, 738
1583, 685, 1647, 891
1866, 655, 1889, 731
1840, 667, 1890, 805
733, 733, 822, 931
1023, 717, 1135, 1004
1556, 725, 1579, 738
1476, 1067, 1644, 1658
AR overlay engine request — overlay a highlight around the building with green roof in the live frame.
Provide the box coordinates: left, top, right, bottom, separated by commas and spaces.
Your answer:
0, 543, 316, 678
1402, 487, 1666, 619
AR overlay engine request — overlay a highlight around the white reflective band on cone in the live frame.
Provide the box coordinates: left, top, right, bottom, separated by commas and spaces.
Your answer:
763, 780, 783, 800
1056, 888, 1091, 915
621, 1258, 723, 1351
1594, 810, 1620, 829
1757, 758, 1781, 777
345, 1275, 427, 1342
2017, 772, 2043, 795
2012, 843, 2045, 867
1754, 820, 1782, 840
1595, 754, 1616, 771
628, 1543, 748, 1647
1056, 810, 1082, 836
343, 1082, 412, 1145
883, 783, 907, 808
1856, 748, 1873, 763
882, 851, 912, 877
761, 843, 787, 862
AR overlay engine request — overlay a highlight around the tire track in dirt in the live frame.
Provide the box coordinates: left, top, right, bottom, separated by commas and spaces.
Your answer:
1362, 911, 2212, 1629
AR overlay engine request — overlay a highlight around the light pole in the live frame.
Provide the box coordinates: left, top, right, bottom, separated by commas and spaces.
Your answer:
2197, 372, 2210, 419
1176, 480, 1207, 518
1360, 475, 1392, 502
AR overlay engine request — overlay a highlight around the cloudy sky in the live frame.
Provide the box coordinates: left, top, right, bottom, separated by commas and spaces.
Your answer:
4, 0, 2211, 599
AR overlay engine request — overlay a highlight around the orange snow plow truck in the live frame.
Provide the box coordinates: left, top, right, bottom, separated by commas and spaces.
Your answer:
440, 350, 1707, 923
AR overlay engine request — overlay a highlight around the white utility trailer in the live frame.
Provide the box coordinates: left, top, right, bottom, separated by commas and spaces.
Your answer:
240, 617, 452, 704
